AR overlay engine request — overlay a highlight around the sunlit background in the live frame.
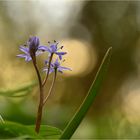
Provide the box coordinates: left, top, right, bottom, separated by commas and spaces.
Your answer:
1, 0, 140, 138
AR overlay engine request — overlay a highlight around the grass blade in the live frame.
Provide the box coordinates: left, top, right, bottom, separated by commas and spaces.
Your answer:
60, 47, 112, 140
0, 81, 37, 97
0, 115, 4, 124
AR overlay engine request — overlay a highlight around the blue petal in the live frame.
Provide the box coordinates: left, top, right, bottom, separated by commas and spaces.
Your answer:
19, 46, 29, 54
55, 52, 67, 55
59, 66, 72, 71
43, 67, 54, 74
54, 58, 60, 67
50, 44, 57, 52
58, 69, 63, 73
17, 54, 32, 61
45, 60, 54, 67
25, 56, 32, 61
38, 46, 51, 52
17, 54, 27, 58
59, 55, 62, 60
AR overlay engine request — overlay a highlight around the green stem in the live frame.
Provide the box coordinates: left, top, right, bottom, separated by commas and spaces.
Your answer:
59, 47, 112, 139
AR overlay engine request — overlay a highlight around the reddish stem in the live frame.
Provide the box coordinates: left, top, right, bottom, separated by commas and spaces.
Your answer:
32, 58, 44, 133
43, 70, 57, 105
42, 53, 53, 87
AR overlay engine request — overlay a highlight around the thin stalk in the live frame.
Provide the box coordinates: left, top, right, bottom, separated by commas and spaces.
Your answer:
42, 53, 53, 87
32, 59, 44, 133
43, 70, 57, 106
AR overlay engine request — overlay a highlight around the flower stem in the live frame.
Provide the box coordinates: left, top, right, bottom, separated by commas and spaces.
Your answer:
42, 53, 53, 87
43, 69, 57, 106
32, 59, 44, 133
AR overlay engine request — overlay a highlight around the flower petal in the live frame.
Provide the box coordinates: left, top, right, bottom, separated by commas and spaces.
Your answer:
16, 54, 27, 58
58, 69, 63, 73
25, 56, 32, 61
17, 54, 32, 61
59, 55, 62, 60
38, 46, 51, 52
43, 67, 54, 74
50, 44, 57, 52
55, 52, 67, 55
19, 46, 29, 54
58, 66, 72, 71
55, 52, 67, 60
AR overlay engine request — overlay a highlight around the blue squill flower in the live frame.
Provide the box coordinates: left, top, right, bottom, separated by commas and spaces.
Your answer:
43, 58, 72, 74
17, 36, 46, 62
40, 41, 67, 60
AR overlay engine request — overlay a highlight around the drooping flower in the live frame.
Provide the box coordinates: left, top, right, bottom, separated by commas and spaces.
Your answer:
39, 41, 67, 60
17, 36, 46, 62
43, 58, 72, 74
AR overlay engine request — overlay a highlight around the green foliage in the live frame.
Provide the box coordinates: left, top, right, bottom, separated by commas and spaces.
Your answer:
0, 121, 37, 139
28, 125, 62, 139
0, 115, 4, 123
0, 48, 112, 139
0, 81, 37, 97
60, 47, 112, 140
0, 121, 62, 139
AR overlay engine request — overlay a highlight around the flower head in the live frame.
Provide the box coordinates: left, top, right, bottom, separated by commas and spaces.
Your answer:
17, 36, 45, 62
28, 36, 40, 56
40, 41, 67, 60
43, 58, 71, 74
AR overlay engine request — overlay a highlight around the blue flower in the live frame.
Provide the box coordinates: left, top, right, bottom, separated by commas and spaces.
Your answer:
28, 36, 40, 55
43, 58, 72, 74
40, 42, 67, 60
17, 36, 46, 62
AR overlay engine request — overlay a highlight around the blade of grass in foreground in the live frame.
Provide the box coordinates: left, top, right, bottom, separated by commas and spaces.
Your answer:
60, 47, 112, 140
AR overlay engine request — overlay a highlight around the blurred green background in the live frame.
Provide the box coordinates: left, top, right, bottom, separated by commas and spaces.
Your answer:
1, 0, 140, 139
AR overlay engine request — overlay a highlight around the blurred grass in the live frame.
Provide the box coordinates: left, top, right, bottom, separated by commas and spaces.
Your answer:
0, 81, 37, 97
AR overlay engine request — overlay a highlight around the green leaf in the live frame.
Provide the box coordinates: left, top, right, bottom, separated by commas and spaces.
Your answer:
0, 81, 37, 98
28, 125, 62, 139
0, 121, 62, 139
60, 47, 112, 140
0, 121, 38, 139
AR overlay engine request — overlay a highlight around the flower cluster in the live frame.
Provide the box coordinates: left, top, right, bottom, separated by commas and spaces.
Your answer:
44, 58, 72, 74
17, 36, 71, 74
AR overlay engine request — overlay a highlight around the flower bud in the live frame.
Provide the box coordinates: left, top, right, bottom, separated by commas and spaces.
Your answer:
28, 36, 39, 63
29, 36, 39, 50
29, 36, 40, 57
